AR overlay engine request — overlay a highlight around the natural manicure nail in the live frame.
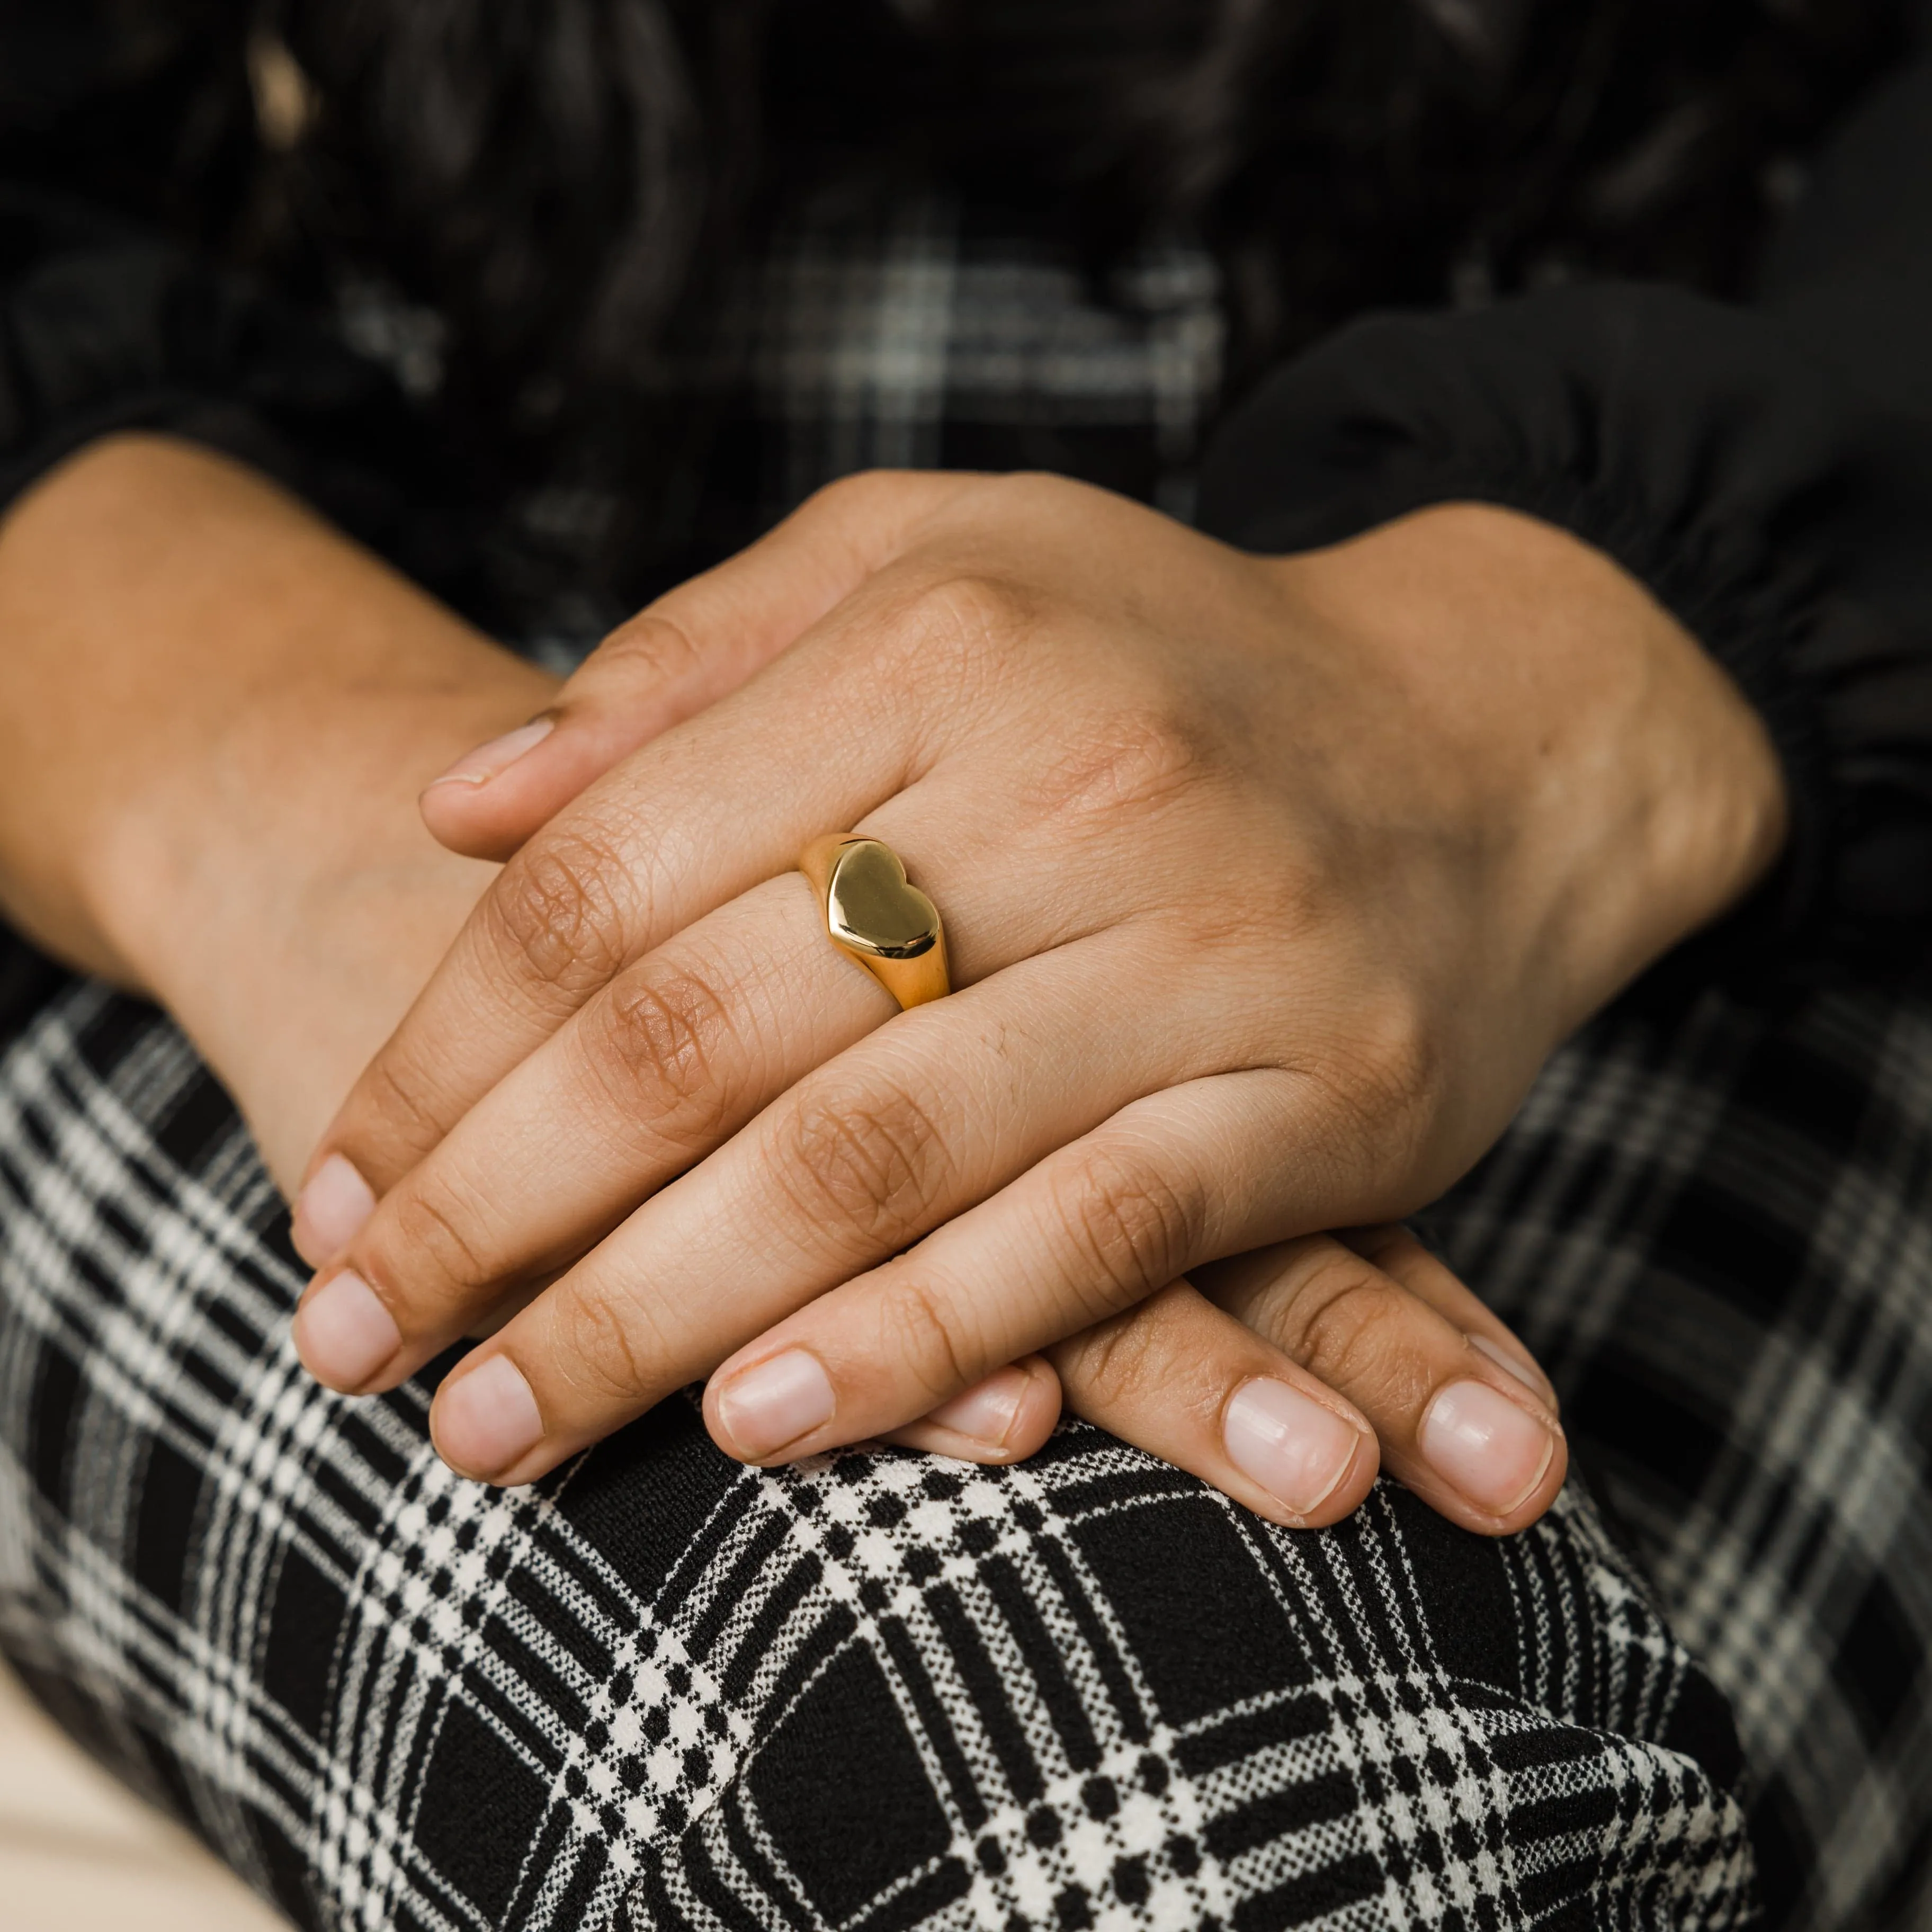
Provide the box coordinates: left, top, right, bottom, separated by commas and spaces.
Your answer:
1468, 1332, 1554, 1405
1222, 1378, 1362, 1518
434, 1355, 547, 1480
1419, 1380, 1558, 1516
425, 715, 555, 790
291, 1152, 376, 1267
293, 1269, 400, 1391
713, 1350, 837, 1461
924, 1367, 1028, 1448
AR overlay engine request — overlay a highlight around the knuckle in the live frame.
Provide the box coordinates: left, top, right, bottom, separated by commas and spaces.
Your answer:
580, 960, 739, 1126
379, 1173, 502, 1311
342, 1049, 453, 1179
871, 1272, 979, 1408
592, 609, 707, 690
1353, 993, 1439, 1117
1065, 1302, 1169, 1409
811, 469, 911, 521
773, 1079, 952, 1251
1272, 1254, 1417, 1404
487, 825, 637, 996
1022, 699, 1217, 828
878, 573, 1037, 692
547, 1285, 665, 1408
1052, 1145, 1205, 1311
1301, 991, 1441, 1166
921, 571, 1038, 645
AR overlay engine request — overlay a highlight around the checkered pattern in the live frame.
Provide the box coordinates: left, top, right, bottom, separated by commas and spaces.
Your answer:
1426, 980, 1932, 1932
0, 983, 1757, 1932
742, 194, 1224, 519
485, 189, 1228, 646
0, 189, 1925, 1932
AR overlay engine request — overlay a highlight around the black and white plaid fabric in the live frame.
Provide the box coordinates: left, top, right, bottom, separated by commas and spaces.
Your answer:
0, 979, 1761, 1932
0, 190, 1926, 1932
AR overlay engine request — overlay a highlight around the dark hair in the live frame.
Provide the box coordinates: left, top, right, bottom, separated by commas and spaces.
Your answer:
255, 0, 1906, 386
75, 0, 1909, 584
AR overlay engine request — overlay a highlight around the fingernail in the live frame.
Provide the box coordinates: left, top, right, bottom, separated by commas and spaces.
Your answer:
434, 1355, 545, 1480
292, 1269, 401, 1391
1420, 1380, 1558, 1516
1468, 1332, 1555, 1405
1222, 1379, 1362, 1518
424, 715, 556, 790
291, 1153, 376, 1266
713, 1350, 837, 1461
924, 1367, 1028, 1448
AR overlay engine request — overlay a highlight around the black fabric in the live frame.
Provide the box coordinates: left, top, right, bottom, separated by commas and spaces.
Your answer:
10, 945, 1932, 1929
0, 184, 503, 616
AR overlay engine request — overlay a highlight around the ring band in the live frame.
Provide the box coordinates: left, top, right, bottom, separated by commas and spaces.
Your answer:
800, 835, 951, 1010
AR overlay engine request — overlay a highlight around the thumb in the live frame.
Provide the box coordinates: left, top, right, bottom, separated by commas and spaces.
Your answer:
420, 469, 978, 860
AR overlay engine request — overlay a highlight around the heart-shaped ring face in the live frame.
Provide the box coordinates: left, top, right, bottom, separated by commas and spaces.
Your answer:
826, 840, 942, 961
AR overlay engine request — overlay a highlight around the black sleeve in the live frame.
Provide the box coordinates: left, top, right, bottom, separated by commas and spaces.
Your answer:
0, 186, 429, 538
1197, 51, 1932, 977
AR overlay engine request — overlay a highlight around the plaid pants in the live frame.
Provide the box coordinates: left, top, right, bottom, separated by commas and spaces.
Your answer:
0, 189, 1927, 1930
0, 966, 1925, 1931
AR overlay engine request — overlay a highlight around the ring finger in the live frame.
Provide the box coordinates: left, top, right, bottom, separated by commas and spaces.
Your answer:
293, 777, 1228, 1396
1200, 1227, 1564, 1528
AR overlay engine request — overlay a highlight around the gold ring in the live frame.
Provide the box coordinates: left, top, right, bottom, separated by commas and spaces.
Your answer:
800, 835, 951, 1010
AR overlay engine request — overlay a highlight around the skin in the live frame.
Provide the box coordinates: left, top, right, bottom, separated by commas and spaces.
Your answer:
270, 468, 1787, 1531
0, 434, 554, 1183
0, 435, 1591, 1537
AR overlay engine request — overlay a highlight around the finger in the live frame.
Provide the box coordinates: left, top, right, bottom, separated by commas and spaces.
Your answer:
695, 1079, 1278, 1479
299, 725, 1214, 1342
422, 935, 1259, 1484
290, 871, 892, 1385
691, 1099, 1570, 1540
312, 527, 1023, 1200
881, 1356, 1065, 1464
1046, 1280, 1381, 1529
1198, 1233, 1566, 1534
1336, 1223, 1558, 1409
683, 1071, 1353, 1468
419, 471, 980, 860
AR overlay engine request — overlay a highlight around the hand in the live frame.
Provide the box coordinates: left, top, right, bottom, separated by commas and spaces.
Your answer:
0, 433, 558, 1188
297, 472, 1785, 1533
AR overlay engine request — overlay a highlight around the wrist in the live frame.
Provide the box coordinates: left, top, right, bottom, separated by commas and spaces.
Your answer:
0, 433, 558, 1185
1265, 503, 1788, 1026
0, 434, 551, 985
92, 673, 556, 1191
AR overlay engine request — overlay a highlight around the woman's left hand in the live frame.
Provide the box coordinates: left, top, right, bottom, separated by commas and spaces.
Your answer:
291, 472, 1784, 1533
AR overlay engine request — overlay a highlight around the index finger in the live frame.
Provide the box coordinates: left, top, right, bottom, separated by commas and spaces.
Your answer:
294, 492, 996, 1247
422, 471, 979, 861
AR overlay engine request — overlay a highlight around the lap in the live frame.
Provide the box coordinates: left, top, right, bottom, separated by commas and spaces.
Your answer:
0, 967, 1920, 1929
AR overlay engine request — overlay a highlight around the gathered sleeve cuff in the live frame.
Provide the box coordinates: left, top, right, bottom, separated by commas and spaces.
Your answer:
1197, 279, 1932, 976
